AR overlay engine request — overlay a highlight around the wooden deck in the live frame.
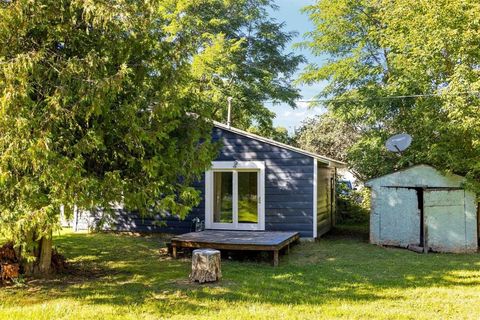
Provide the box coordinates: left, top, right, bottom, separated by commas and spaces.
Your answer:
170, 230, 300, 266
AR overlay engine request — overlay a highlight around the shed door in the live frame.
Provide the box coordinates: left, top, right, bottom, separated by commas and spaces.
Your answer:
424, 189, 466, 252
375, 187, 420, 247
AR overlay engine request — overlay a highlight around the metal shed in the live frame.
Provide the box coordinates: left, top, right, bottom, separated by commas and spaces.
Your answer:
365, 165, 478, 253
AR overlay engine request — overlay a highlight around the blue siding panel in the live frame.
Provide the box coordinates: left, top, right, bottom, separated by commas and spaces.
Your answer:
212, 127, 315, 237
111, 127, 315, 238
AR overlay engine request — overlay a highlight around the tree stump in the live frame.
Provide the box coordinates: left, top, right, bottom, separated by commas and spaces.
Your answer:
189, 249, 221, 283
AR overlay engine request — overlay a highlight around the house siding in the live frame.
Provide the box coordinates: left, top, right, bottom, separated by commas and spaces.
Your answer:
213, 128, 315, 237
95, 127, 316, 238
317, 165, 335, 237
105, 178, 206, 234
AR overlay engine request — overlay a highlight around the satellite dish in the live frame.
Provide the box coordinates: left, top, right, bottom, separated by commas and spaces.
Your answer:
385, 133, 412, 153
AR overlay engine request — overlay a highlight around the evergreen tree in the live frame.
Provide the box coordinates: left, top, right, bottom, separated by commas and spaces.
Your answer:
0, 0, 301, 274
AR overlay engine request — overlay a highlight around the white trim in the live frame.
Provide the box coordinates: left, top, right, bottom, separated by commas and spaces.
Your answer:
205, 161, 265, 231
211, 161, 265, 170
205, 170, 213, 229
232, 171, 239, 229
259, 166, 265, 231
313, 159, 318, 239
213, 121, 346, 167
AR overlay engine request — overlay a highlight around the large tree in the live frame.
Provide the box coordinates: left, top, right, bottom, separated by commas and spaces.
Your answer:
300, 0, 480, 186
188, 0, 304, 132
293, 112, 361, 173
0, 0, 301, 275
293, 112, 360, 163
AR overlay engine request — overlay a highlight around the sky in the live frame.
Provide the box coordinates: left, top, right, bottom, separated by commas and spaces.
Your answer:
265, 0, 328, 133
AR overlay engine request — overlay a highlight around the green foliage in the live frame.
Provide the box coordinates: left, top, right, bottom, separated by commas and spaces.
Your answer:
0, 0, 209, 256
188, 0, 304, 130
293, 112, 360, 163
301, 0, 480, 189
247, 125, 292, 144
0, 0, 302, 258
336, 186, 370, 224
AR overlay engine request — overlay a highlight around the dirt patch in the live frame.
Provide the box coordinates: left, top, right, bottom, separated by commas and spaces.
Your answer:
21, 262, 132, 290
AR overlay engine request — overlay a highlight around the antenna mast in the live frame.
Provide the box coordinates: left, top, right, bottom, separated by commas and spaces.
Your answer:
227, 97, 233, 127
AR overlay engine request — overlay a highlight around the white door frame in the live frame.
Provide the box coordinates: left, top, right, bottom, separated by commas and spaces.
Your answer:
205, 161, 265, 231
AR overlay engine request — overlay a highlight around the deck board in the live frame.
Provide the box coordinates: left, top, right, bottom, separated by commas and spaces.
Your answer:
171, 230, 298, 246
170, 230, 300, 266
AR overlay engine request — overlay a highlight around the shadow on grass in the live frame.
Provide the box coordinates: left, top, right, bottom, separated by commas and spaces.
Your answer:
323, 223, 370, 241
8, 227, 480, 316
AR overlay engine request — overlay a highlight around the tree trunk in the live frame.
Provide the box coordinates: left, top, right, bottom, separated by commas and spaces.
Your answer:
22, 229, 53, 276
35, 233, 53, 275
189, 249, 221, 283
22, 230, 35, 276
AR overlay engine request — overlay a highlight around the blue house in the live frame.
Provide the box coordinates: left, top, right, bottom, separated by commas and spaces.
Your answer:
71, 122, 345, 239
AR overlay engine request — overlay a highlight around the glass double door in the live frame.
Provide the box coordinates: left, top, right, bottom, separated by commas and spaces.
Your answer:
212, 170, 260, 230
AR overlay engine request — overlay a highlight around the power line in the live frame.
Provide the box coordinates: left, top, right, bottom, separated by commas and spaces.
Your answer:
264, 90, 480, 104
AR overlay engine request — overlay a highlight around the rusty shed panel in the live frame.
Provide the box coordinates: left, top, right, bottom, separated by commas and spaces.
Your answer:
465, 192, 478, 251
370, 187, 420, 247
424, 190, 468, 253
366, 165, 478, 253
424, 189, 464, 207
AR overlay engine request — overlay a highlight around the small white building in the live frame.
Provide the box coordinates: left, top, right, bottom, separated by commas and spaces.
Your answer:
365, 165, 478, 253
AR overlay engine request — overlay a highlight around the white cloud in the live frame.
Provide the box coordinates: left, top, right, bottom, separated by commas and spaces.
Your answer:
295, 100, 314, 109
284, 110, 307, 117
266, 102, 327, 133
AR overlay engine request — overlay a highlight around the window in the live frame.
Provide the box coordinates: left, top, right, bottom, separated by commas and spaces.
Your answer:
213, 172, 233, 223
205, 161, 265, 230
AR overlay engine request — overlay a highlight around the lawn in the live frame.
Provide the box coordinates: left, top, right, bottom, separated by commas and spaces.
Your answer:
1, 226, 480, 320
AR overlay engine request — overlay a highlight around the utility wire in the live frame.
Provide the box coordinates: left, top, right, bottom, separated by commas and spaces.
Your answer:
264, 90, 480, 104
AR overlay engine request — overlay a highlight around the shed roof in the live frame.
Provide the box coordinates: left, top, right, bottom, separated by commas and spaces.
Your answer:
365, 164, 465, 188
213, 121, 346, 167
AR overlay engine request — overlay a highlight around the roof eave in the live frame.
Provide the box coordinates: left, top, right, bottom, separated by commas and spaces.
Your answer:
212, 121, 346, 167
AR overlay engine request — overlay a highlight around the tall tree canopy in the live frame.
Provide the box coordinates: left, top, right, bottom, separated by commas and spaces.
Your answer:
294, 112, 360, 166
190, 0, 304, 131
300, 0, 480, 187
0, 0, 301, 274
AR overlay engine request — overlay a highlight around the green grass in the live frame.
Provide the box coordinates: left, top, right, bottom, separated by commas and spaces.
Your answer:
1, 226, 480, 319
